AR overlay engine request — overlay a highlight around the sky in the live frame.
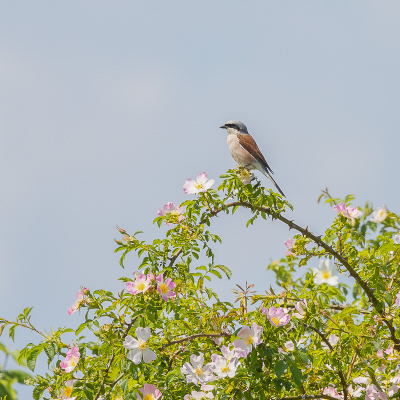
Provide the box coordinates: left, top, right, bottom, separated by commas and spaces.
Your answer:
1, 1, 399, 398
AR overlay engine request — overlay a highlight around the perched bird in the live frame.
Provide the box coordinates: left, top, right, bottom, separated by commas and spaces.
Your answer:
220, 120, 285, 197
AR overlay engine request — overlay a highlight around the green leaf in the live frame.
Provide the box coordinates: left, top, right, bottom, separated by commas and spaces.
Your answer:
298, 350, 309, 364
380, 243, 395, 254
214, 265, 232, 279
76, 322, 88, 336
282, 380, 292, 391
32, 386, 45, 400
264, 347, 278, 357
43, 343, 55, 364
0, 342, 7, 353
243, 392, 253, 400
2, 370, 31, 384
8, 325, 17, 341
209, 270, 222, 279
275, 360, 287, 378
26, 346, 43, 372
84, 388, 94, 400
290, 365, 303, 387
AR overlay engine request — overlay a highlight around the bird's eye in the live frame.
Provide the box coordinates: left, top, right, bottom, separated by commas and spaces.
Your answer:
226, 124, 239, 129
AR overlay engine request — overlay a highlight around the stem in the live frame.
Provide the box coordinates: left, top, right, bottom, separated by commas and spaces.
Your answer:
159, 332, 231, 352
285, 303, 370, 315
186, 200, 398, 348
0, 319, 47, 339
279, 396, 340, 400
94, 318, 135, 400
110, 373, 124, 388
302, 323, 347, 400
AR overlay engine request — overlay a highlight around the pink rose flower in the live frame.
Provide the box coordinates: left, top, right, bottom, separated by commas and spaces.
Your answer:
328, 334, 339, 346
284, 238, 296, 256
262, 306, 291, 327
292, 299, 307, 319
60, 347, 80, 373
137, 383, 162, 400
333, 202, 363, 220
156, 273, 176, 301
183, 172, 215, 195
395, 292, 400, 307
233, 323, 263, 355
333, 203, 347, 214
344, 206, 363, 219
323, 386, 341, 399
68, 288, 88, 315
126, 274, 152, 295
158, 202, 185, 226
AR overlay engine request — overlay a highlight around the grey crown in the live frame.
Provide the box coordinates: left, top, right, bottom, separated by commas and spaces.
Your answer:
224, 120, 249, 135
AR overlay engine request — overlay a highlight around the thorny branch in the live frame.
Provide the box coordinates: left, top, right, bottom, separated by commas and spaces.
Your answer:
94, 318, 135, 400
170, 199, 398, 349
159, 332, 231, 352
302, 323, 348, 400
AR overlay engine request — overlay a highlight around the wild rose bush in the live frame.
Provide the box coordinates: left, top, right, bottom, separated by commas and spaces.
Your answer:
1, 168, 400, 400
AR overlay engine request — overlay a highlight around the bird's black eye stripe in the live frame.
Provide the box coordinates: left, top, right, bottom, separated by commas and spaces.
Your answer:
225, 123, 239, 129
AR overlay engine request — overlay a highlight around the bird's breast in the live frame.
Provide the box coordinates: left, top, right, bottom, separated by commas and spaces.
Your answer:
227, 133, 254, 166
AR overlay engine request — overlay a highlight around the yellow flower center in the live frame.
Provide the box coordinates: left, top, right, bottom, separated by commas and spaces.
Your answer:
70, 356, 77, 367
271, 317, 280, 326
195, 367, 203, 376
321, 271, 331, 279
160, 283, 169, 294
195, 183, 203, 190
143, 395, 154, 400
244, 335, 253, 345
138, 340, 147, 350
63, 387, 73, 397
137, 282, 146, 291
221, 365, 229, 373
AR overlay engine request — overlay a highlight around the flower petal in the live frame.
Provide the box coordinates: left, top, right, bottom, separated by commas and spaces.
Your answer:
123, 335, 139, 350
142, 348, 157, 363
190, 353, 204, 368
202, 179, 215, 190
136, 327, 151, 342
127, 348, 143, 364
196, 172, 208, 184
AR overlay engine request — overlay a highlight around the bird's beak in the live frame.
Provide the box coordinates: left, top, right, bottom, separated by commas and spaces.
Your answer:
219, 125, 227, 129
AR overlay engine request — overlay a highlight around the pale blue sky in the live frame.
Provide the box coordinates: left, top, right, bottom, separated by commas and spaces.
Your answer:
1, 2, 399, 397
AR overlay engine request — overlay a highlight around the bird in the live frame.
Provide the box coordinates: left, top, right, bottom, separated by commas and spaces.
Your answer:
220, 120, 285, 197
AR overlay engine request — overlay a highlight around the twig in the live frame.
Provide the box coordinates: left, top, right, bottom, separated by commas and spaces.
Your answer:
188, 200, 398, 349
94, 318, 135, 400
94, 352, 115, 400
159, 332, 231, 352
278, 396, 341, 400
347, 339, 363, 381
110, 373, 124, 388
302, 323, 348, 400
0, 319, 47, 339
285, 303, 370, 315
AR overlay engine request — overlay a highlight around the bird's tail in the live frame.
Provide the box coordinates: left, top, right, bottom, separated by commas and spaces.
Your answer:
260, 167, 285, 197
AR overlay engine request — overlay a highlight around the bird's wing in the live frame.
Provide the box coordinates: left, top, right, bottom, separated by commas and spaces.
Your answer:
237, 134, 274, 174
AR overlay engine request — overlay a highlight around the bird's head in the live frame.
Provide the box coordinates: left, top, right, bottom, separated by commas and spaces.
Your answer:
219, 120, 249, 135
